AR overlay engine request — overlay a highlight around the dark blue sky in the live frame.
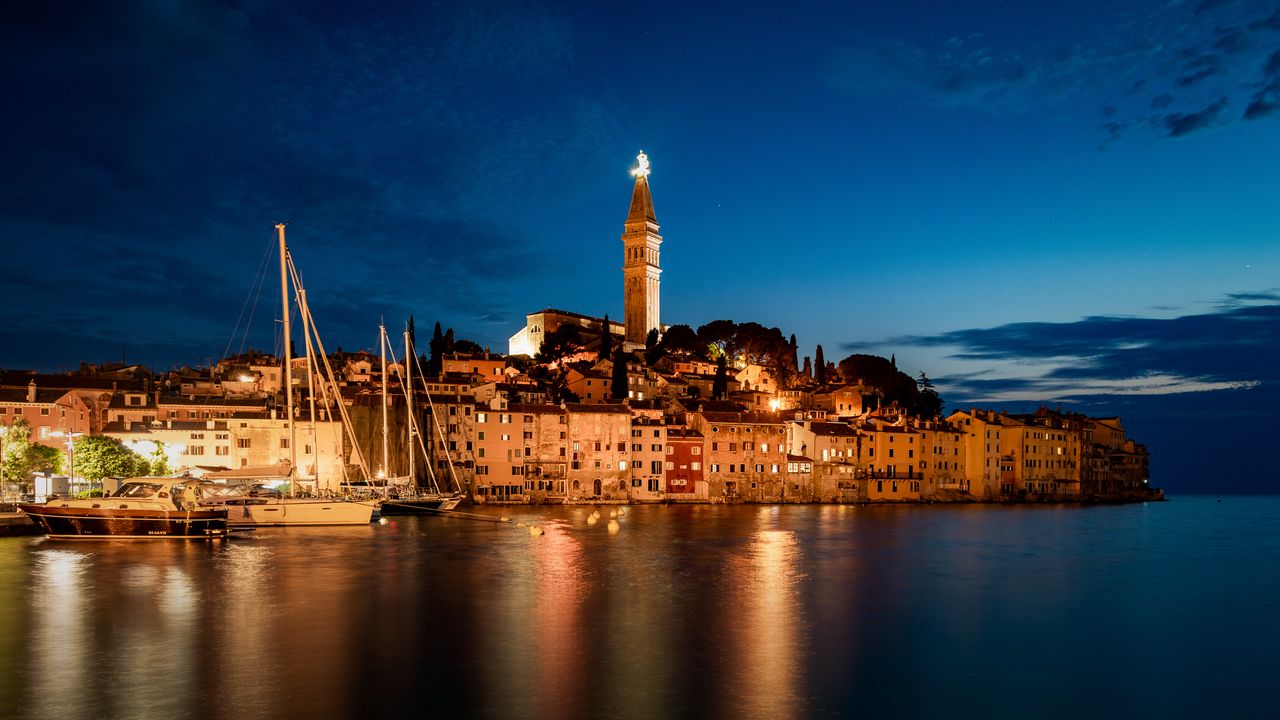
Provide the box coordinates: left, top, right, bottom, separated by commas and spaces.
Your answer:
2, 1, 1277, 490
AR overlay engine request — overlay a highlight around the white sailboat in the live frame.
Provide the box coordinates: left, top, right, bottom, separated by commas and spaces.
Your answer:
200, 224, 375, 527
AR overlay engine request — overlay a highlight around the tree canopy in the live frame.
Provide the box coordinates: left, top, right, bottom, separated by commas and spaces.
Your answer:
535, 324, 584, 364
72, 435, 147, 482
837, 354, 946, 417
657, 324, 702, 357
1, 419, 63, 492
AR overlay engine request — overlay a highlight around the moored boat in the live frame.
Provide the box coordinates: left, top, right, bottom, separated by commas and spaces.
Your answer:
199, 483, 376, 527
379, 493, 463, 515
18, 477, 228, 540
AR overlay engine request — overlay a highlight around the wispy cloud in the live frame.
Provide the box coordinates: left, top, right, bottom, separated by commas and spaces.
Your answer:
1243, 49, 1280, 119
1164, 96, 1230, 135
822, 2, 1280, 140
847, 293, 1280, 403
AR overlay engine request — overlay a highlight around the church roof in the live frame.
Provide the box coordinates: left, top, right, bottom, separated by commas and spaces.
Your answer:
626, 175, 657, 224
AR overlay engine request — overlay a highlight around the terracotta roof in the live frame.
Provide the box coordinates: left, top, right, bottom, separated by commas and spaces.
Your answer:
510, 403, 566, 415
564, 403, 631, 415
666, 428, 704, 439
0, 388, 79, 405
700, 410, 783, 425
0, 371, 137, 391
158, 396, 264, 408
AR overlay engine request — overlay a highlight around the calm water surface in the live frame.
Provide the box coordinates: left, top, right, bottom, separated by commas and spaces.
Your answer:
1, 496, 1277, 719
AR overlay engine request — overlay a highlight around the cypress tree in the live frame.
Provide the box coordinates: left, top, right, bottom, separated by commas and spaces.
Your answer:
598, 314, 613, 362
428, 322, 445, 377
815, 345, 826, 385
712, 354, 728, 400
611, 348, 629, 400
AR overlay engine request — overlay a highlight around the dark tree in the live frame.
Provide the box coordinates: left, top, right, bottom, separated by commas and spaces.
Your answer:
444, 328, 456, 354
536, 324, 584, 365
644, 328, 662, 366
914, 372, 944, 417
454, 339, 483, 354
610, 348, 629, 400
814, 345, 826, 385
802, 355, 811, 379
837, 353, 937, 415
712, 354, 728, 400
598, 314, 613, 362
697, 319, 738, 359
659, 324, 702, 357
427, 322, 446, 377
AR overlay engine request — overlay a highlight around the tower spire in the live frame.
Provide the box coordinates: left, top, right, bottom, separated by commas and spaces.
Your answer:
622, 150, 662, 345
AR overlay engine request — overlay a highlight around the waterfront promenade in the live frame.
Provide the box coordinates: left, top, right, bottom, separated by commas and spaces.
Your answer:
0, 511, 38, 536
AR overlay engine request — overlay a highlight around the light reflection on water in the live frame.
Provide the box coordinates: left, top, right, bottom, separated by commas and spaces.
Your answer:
29, 549, 94, 720
0, 498, 1277, 719
729, 518, 802, 720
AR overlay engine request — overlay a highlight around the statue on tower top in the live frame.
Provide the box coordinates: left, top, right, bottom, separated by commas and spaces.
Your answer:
631, 150, 650, 178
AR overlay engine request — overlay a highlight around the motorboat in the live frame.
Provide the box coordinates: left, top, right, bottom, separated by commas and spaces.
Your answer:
18, 477, 228, 540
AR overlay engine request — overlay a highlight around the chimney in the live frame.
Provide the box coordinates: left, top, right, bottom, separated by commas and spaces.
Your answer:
27, 379, 36, 403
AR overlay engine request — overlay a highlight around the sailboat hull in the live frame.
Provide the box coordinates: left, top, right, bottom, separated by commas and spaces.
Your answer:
379, 495, 463, 515
220, 498, 376, 526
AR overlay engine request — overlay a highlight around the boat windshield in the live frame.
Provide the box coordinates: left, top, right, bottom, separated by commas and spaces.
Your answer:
203, 483, 281, 499
115, 482, 163, 498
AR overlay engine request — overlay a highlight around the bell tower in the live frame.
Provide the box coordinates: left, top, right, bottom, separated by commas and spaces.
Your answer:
622, 150, 662, 346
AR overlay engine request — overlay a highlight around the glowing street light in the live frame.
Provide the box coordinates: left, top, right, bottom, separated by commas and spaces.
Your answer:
50, 431, 84, 496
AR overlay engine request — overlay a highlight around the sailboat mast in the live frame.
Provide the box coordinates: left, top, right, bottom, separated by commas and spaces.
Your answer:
405, 327, 415, 493
380, 323, 389, 485
301, 287, 320, 493
277, 223, 296, 496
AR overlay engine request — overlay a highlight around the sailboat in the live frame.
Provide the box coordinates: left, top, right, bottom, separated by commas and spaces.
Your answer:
377, 323, 464, 515
198, 224, 376, 527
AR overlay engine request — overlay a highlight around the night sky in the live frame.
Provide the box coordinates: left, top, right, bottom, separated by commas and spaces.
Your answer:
3, 1, 1278, 491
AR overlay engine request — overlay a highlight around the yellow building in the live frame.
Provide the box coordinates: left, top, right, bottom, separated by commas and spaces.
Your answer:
947, 409, 1008, 500
857, 419, 924, 501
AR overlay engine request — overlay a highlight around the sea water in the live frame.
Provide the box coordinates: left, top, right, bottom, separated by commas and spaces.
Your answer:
0, 496, 1276, 719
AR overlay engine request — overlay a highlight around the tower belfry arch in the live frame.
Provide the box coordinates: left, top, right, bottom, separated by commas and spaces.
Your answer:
622, 150, 662, 346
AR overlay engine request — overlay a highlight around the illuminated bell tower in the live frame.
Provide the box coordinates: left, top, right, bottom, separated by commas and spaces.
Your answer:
622, 150, 662, 345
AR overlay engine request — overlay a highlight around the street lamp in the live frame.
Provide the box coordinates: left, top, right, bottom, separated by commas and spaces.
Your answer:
0, 425, 9, 504
50, 431, 84, 497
